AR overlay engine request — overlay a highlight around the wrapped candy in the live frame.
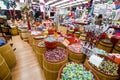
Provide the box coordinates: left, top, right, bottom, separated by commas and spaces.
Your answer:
97, 60, 119, 75
45, 47, 67, 62
60, 63, 95, 80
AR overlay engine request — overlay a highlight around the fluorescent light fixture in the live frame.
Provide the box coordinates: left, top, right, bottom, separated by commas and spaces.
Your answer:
61, 1, 87, 8
56, 0, 84, 7
20, 0, 24, 3
46, 0, 57, 5
50, 0, 69, 7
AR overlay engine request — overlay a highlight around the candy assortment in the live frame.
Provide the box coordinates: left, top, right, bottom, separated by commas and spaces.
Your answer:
98, 60, 118, 75
68, 43, 82, 53
60, 63, 95, 80
45, 47, 67, 62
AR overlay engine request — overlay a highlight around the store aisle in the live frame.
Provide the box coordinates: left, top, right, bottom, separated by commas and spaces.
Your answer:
11, 36, 45, 80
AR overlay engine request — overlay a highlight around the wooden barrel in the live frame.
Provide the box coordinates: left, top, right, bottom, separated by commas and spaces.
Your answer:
19, 31, 28, 40
79, 33, 87, 41
35, 41, 46, 69
28, 32, 32, 46
57, 42, 66, 49
0, 43, 16, 69
32, 35, 44, 52
97, 39, 113, 53
112, 44, 120, 54
0, 54, 12, 80
74, 32, 80, 38
67, 30, 74, 34
84, 55, 120, 80
57, 63, 99, 80
10, 28, 18, 35
67, 48, 86, 63
43, 50, 68, 80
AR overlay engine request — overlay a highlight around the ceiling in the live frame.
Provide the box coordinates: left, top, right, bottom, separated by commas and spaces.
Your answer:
15, 0, 109, 8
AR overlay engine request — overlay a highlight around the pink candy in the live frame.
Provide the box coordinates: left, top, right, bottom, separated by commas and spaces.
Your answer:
45, 47, 67, 62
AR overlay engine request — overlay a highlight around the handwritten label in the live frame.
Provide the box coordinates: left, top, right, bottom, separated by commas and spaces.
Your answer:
88, 54, 104, 67
62, 39, 70, 47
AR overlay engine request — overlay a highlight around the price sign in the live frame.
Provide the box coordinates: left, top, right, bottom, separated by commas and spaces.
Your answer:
88, 54, 104, 67
58, 26, 67, 35
62, 39, 70, 47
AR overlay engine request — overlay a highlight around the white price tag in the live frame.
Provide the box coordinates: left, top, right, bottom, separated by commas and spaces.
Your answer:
88, 54, 104, 67
62, 39, 70, 47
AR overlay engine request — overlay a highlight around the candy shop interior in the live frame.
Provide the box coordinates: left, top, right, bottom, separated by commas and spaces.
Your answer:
0, 0, 120, 80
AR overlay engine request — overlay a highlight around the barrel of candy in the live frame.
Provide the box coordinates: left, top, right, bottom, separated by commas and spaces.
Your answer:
10, 28, 18, 35
112, 44, 120, 54
67, 48, 86, 63
32, 36, 43, 52
84, 54, 120, 80
97, 39, 113, 53
57, 63, 99, 80
67, 30, 74, 34
0, 54, 12, 80
19, 30, 28, 40
74, 32, 80, 38
36, 41, 46, 69
79, 33, 87, 41
0, 43, 16, 69
57, 42, 66, 49
43, 47, 68, 80
28, 32, 32, 46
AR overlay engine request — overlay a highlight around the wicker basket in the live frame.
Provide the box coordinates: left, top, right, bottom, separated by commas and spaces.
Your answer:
28, 32, 32, 46
67, 48, 86, 63
112, 44, 120, 54
67, 30, 74, 34
97, 39, 113, 53
0, 43, 16, 69
57, 63, 99, 80
19, 31, 28, 40
79, 33, 87, 41
84, 54, 120, 80
0, 54, 12, 80
74, 32, 80, 38
35, 45, 46, 69
10, 28, 18, 35
43, 51, 68, 80
57, 42, 66, 49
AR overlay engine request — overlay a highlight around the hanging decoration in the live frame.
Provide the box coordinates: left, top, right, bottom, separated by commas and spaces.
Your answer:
2, 0, 17, 18
86, 0, 93, 13
114, 0, 120, 9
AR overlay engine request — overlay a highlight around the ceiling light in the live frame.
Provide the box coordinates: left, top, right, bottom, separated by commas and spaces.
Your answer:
56, 0, 84, 7
61, 1, 87, 8
50, 0, 70, 7
46, 0, 58, 5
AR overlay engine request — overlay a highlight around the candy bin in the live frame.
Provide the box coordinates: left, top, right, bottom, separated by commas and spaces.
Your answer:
97, 39, 113, 53
112, 43, 120, 54
43, 47, 68, 80
57, 62, 99, 80
36, 41, 46, 69
84, 54, 120, 80
65, 34, 75, 44
67, 43, 86, 63
44, 36, 57, 49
